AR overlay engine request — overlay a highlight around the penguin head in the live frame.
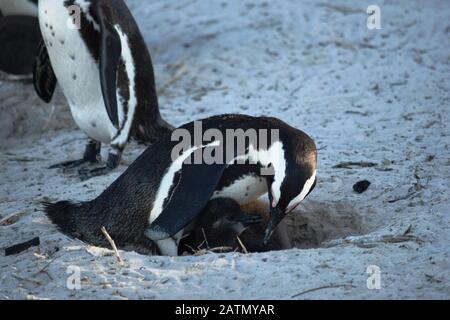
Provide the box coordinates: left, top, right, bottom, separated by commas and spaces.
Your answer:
199, 198, 262, 248
264, 136, 317, 243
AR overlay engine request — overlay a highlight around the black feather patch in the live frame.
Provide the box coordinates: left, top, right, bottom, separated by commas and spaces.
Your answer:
43, 201, 79, 235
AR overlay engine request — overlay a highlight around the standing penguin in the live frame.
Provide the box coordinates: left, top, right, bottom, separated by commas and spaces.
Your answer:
34, 0, 172, 178
0, 0, 41, 76
44, 114, 317, 256
179, 198, 262, 255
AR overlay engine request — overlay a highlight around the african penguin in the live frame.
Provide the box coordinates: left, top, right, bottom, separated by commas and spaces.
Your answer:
0, 0, 41, 76
34, 0, 172, 178
179, 198, 262, 255
43, 114, 317, 256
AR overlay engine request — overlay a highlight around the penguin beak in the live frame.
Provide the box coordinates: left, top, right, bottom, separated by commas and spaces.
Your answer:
264, 206, 285, 244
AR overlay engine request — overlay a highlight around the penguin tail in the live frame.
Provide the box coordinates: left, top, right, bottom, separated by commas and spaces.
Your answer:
43, 201, 85, 239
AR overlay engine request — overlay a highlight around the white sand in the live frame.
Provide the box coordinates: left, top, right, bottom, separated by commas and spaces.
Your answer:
0, 0, 449, 299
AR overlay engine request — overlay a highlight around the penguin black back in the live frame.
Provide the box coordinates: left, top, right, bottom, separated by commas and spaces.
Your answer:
44, 137, 172, 248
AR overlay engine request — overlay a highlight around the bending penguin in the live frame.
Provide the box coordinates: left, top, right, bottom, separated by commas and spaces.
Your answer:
179, 198, 263, 255
34, 0, 172, 178
0, 0, 41, 76
44, 114, 317, 256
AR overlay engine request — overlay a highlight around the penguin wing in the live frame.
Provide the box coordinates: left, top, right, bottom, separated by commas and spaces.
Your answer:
96, 1, 122, 128
33, 40, 57, 103
147, 163, 228, 241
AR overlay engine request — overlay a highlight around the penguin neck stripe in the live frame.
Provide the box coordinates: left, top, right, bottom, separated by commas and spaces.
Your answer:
248, 142, 286, 204
287, 170, 317, 210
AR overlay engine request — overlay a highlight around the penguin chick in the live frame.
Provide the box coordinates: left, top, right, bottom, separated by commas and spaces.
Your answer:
179, 198, 262, 255
240, 200, 293, 252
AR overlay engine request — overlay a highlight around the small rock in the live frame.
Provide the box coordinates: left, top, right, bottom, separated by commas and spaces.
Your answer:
353, 180, 371, 193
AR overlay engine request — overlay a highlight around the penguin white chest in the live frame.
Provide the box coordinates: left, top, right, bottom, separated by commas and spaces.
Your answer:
38, 0, 116, 144
212, 175, 268, 205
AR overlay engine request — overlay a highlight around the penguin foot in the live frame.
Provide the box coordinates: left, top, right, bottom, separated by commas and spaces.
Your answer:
48, 158, 99, 170
49, 140, 101, 170
77, 148, 122, 180
78, 166, 113, 181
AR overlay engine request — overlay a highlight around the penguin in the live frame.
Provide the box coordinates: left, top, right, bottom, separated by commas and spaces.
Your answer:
179, 198, 263, 255
43, 114, 317, 256
0, 0, 41, 76
34, 0, 172, 178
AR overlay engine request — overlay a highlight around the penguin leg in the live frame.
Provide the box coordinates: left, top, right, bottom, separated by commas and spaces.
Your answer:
155, 231, 184, 256
49, 140, 101, 169
78, 145, 124, 180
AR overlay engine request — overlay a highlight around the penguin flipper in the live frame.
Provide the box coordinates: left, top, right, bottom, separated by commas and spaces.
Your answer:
147, 163, 228, 241
33, 40, 57, 103
97, 1, 122, 129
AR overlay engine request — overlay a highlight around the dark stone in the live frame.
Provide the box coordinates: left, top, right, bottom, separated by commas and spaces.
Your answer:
5, 237, 40, 256
353, 180, 371, 194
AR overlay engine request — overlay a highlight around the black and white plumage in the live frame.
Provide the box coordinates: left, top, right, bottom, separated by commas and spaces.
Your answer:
34, 0, 172, 177
44, 114, 317, 256
0, 0, 41, 76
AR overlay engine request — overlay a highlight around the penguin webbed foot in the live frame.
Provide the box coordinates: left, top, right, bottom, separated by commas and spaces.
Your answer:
48, 158, 99, 170
48, 140, 101, 170
78, 166, 113, 181
77, 149, 122, 181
